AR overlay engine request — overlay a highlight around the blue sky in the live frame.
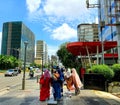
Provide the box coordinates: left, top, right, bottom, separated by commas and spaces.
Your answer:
0, 0, 98, 57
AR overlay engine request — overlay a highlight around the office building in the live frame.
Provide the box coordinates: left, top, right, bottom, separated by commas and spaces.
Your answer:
77, 23, 98, 42
1, 21, 35, 64
98, 0, 120, 63
35, 40, 48, 65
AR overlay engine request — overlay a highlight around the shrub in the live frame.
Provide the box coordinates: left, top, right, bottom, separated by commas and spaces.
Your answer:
91, 64, 114, 81
111, 64, 120, 81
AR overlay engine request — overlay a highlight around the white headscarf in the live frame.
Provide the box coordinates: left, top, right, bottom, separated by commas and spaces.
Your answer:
66, 68, 71, 78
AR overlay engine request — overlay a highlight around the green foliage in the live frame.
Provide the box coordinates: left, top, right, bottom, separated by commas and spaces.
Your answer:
111, 64, 120, 81
0, 55, 21, 69
86, 68, 92, 73
91, 64, 114, 80
57, 42, 82, 68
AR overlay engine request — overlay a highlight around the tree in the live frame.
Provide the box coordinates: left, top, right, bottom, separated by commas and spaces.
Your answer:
0, 55, 21, 69
57, 42, 82, 69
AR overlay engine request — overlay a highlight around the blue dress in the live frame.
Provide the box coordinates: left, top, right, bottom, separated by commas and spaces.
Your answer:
51, 72, 61, 100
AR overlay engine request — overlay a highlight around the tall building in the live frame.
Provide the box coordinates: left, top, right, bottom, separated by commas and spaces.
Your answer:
35, 40, 48, 65
77, 23, 98, 42
98, 0, 120, 63
77, 23, 99, 67
1, 21, 35, 64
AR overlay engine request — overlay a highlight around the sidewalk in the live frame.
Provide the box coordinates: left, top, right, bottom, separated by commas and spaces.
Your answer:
0, 76, 120, 105
63, 89, 120, 105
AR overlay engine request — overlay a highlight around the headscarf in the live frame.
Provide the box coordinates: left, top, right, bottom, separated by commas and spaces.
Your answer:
66, 68, 71, 78
71, 68, 83, 88
44, 70, 50, 79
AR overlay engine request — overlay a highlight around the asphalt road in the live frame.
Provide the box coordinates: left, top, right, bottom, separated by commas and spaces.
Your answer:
0, 78, 39, 105
0, 72, 32, 90
0, 73, 21, 90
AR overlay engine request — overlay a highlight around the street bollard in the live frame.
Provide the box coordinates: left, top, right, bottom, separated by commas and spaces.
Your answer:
37, 75, 40, 83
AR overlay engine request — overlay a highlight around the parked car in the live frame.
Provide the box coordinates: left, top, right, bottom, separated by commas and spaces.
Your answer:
4, 69, 19, 77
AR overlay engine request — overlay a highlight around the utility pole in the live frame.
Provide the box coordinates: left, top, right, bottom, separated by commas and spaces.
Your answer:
22, 41, 28, 90
86, 0, 105, 64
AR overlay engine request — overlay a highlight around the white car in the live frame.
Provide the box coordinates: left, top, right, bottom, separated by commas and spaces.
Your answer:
4, 69, 19, 77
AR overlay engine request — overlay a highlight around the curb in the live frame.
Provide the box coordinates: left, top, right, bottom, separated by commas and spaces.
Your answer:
94, 90, 120, 103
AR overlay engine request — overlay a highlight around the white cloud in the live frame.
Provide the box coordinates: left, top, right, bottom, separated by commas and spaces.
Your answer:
48, 45, 59, 57
51, 23, 77, 41
27, 0, 98, 23
44, 0, 87, 20
26, 0, 41, 13
43, 0, 97, 22
0, 32, 2, 54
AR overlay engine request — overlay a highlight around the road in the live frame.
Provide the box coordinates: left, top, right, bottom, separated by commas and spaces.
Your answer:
0, 72, 31, 90
0, 77, 40, 105
0, 73, 21, 90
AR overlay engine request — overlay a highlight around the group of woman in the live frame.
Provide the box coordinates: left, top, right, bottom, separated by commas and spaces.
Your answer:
39, 67, 83, 102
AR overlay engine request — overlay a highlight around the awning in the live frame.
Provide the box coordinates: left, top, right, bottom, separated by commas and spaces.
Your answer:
66, 41, 117, 56
104, 53, 118, 58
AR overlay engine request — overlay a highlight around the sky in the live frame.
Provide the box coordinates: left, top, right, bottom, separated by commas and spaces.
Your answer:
0, 0, 98, 57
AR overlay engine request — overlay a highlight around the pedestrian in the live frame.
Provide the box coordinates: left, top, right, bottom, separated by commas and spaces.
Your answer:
57, 67, 65, 97
64, 68, 74, 91
71, 68, 83, 95
39, 69, 51, 101
51, 69, 61, 101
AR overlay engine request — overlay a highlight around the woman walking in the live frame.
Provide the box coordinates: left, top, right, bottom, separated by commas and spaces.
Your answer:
51, 69, 61, 101
39, 69, 51, 101
71, 68, 83, 95
64, 68, 74, 91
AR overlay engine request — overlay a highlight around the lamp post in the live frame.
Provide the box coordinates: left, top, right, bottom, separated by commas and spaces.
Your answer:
41, 54, 43, 74
22, 41, 28, 90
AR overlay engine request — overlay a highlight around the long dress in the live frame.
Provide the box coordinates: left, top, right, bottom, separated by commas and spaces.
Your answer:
65, 69, 74, 91
39, 70, 51, 101
51, 71, 61, 101
65, 75, 74, 91
71, 68, 83, 95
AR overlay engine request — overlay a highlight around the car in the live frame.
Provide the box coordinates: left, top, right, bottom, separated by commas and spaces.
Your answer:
4, 69, 19, 77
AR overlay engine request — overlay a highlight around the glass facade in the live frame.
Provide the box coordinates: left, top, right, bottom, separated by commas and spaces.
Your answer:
98, 0, 120, 63
1, 21, 35, 64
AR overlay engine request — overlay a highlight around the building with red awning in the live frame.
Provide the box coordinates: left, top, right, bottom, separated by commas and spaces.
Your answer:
66, 41, 117, 56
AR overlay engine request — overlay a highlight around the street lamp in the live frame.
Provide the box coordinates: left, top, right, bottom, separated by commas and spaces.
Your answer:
41, 53, 44, 74
22, 41, 28, 90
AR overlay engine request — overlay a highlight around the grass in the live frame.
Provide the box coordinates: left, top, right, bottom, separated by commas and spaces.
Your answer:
0, 70, 7, 73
